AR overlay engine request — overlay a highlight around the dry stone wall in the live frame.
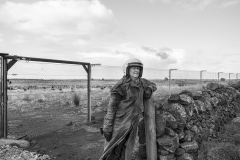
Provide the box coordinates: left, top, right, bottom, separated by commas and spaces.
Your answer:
149, 82, 240, 160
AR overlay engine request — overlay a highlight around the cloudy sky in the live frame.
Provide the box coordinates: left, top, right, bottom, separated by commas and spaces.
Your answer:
0, 0, 240, 75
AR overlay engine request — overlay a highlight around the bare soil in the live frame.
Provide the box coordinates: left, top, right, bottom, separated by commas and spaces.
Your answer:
8, 100, 106, 160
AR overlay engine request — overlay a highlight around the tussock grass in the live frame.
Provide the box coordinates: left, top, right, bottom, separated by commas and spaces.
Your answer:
153, 84, 202, 100
199, 142, 240, 160
72, 92, 80, 106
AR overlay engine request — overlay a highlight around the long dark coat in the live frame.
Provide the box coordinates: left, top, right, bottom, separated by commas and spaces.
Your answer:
99, 76, 157, 160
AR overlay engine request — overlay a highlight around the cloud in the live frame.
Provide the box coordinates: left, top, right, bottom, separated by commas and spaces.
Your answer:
75, 43, 182, 68
0, 0, 117, 41
160, 0, 239, 10
13, 35, 26, 43
141, 46, 170, 59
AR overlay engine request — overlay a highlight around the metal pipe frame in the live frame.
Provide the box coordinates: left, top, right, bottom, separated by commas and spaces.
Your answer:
3, 58, 7, 138
4, 55, 90, 66
0, 57, 3, 138
0, 53, 93, 138
87, 64, 92, 122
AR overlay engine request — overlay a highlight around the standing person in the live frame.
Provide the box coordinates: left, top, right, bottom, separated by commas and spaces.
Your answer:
99, 58, 157, 160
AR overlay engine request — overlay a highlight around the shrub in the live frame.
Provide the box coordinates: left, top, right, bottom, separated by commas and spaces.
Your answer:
72, 92, 80, 106
220, 78, 226, 81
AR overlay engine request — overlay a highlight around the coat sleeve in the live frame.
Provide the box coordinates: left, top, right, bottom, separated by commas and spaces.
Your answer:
141, 78, 157, 92
102, 80, 124, 132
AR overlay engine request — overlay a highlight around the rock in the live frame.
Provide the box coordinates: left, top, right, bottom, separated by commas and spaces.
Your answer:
168, 94, 181, 102
193, 94, 205, 101
177, 153, 194, 160
194, 100, 206, 113
165, 127, 176, 137
162, 111, 178, 129
66, 121, 73, 126
232, 117, 240, 125
175, 148, 185, 156
206, 83, 219, 91
0, 139, 30, 148
157, 135, 179, 153
162, 103, 187, 124
157, 99, 168, 110
203, 98, 213, 111
168, 94, 190, 106
184, 130, 194, 142
179, 94, 193, 105
180, 141, 199, 153
159, 154, 176, 160
207, 144, 240, 160
189, 125, 200, 134
231, 133, 240, 145
158, 148, 169, 156
179, 90, 193, 98
178, 131, 185, 140
210, 97, 219, 107
156, 113, 167, 138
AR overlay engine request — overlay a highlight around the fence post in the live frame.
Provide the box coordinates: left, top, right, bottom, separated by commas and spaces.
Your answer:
169, 69, 177, 94
218, 72, 223, 84
87, 64, 92, 122
3, 57, 8, 138
200, 70, 206, 88
144, 97, 157, 160
229, 73, 232, 82
0, 56, 3, 138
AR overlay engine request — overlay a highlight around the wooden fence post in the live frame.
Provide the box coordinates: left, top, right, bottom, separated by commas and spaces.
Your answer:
144, 97, 157, 160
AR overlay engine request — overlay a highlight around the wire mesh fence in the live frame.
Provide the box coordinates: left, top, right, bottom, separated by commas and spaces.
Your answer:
4, 60, 240, 137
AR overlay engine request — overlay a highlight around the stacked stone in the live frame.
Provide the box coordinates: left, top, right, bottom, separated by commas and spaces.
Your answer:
154, 82, 240, 160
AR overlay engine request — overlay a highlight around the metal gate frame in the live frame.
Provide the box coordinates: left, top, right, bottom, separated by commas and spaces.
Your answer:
0, 53, 92, 138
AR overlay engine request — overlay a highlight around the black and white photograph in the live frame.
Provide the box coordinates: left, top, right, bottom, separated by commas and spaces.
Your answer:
0, 0, 240, 159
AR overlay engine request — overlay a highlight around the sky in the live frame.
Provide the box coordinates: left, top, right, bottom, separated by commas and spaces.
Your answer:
0, 0, 240, 78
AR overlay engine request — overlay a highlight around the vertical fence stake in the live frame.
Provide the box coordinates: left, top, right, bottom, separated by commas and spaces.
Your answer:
144, 97, 157, 160
200, 70, 206, 88
0, 57, 3, 138
218, 72, 223, 84
87, 64, 91, 122
229, 73, 232, 82
169, 69, 177, 94
3, 58, 8, 138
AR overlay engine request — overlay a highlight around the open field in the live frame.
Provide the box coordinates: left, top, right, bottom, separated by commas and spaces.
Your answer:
3, 78, 235, 159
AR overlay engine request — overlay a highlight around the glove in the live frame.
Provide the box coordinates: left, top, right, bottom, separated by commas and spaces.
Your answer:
144, 87, 152, 99
100, 126, 112, 142
103, 131, 112, 142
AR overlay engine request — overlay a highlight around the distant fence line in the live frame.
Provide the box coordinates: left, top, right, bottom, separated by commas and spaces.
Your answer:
6, 62, 240, 81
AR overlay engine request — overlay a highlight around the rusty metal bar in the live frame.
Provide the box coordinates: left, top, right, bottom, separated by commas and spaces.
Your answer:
87, 64, 92, 122
4, 55, 90, 66
83, 65, 88, 73
0, 56, 3, 138
7, 59, 18, 71
3, 58, 8, 138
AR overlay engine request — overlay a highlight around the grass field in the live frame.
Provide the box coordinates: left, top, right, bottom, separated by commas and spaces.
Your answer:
3, 78, 237, 159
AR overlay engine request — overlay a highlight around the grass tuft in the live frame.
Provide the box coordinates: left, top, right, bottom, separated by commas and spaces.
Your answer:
72, 92, 80, 106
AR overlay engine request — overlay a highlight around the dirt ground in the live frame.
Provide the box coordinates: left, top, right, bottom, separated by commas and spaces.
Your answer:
8, 99, 107, 160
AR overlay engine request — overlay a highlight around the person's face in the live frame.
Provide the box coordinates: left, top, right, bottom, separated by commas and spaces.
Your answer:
129, 66, 140, 79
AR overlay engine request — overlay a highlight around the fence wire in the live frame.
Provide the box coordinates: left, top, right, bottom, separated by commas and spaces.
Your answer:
5, 60, 240, 137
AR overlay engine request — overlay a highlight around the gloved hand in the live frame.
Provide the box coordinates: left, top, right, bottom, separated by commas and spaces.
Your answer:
103, 131, 112, 142
144, 87, 152, 99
